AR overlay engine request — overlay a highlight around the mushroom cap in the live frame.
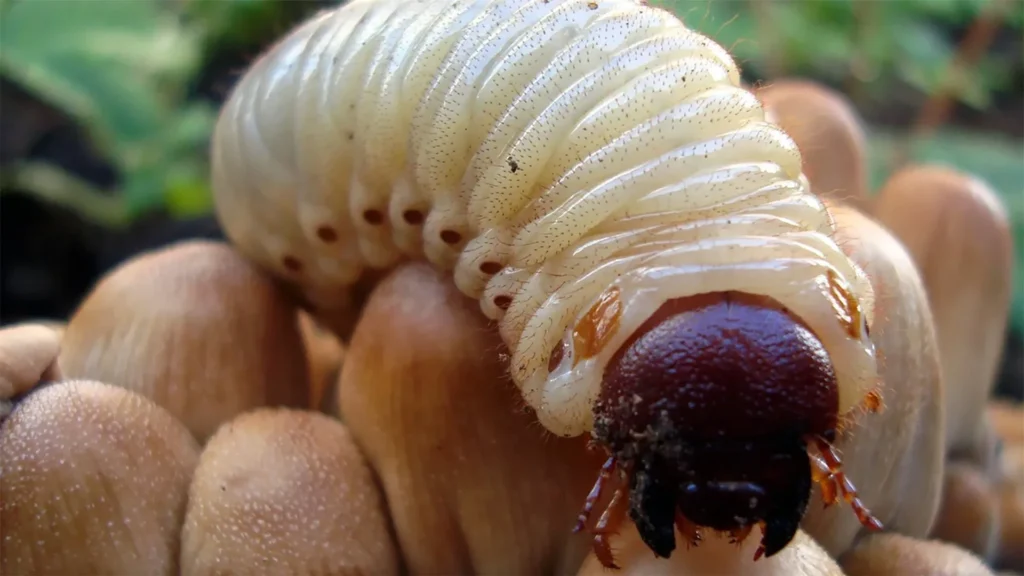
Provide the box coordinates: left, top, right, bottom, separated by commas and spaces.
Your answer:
181, 407, 399, 575
59, 240, 310, 442
0, 322, 63, 401
1, 380, 199, 575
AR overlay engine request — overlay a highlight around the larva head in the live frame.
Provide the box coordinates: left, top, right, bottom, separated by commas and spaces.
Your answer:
591, 291, 840, 558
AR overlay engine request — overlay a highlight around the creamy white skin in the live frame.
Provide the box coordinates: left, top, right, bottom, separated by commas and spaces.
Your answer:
211, 0, 878, 437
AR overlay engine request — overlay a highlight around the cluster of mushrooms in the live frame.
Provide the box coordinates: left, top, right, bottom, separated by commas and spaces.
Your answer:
1, 80, 1023, 576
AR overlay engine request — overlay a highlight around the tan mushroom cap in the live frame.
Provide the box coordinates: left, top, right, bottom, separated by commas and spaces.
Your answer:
181, 407, 399, 575
840, 533, 996, 576
931, 462, 1002, 562
59, 240, 310, 442
0, 323, 63, 401
0, 380, 199, 575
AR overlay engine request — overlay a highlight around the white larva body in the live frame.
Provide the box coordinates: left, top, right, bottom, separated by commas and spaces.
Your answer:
211, 0, 878, 437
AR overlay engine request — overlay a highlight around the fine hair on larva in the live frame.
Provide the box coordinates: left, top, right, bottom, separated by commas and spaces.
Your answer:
211, 0, 879, 438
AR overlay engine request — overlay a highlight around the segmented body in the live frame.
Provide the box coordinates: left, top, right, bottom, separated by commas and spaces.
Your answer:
211, 0, 878, 438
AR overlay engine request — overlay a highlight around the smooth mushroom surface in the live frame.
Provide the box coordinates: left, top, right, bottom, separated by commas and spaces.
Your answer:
0, 322, 63, 402
874, 165, 1014, 473
59, 240, 310, 442
298, 311, 346, 413
840, 533, 996, 576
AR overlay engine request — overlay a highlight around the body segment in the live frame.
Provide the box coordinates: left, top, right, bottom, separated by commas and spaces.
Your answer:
211, 0, 882, 564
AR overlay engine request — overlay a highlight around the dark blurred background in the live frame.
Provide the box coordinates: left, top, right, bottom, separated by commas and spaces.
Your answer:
1, 0, 1021, 398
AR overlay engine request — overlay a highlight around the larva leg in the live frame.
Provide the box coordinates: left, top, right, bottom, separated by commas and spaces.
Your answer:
573, 456, 617, 533
807, 435, 883, 532
591, 483, 629, 570
574, 456, 631, 569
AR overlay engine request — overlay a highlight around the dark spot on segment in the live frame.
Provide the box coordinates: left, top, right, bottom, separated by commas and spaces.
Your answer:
587, 1, 598, 8
441, 229, 462, 244
346, 131, 354, 141
316, 225, 338, 243
507, 156, 519, 173
282, 255, 303, 273
548, 340, 566, 372
493, 295, 512, 310
403, 210, 425, 225
363, 209, 384, 225
479, 261, 502, 275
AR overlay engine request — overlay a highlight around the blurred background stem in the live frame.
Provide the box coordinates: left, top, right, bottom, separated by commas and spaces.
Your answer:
1, 162, 131, 229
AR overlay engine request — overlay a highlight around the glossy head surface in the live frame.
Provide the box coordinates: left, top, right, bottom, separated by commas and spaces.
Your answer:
591, 290, 840, 557
594, 291, 839, 443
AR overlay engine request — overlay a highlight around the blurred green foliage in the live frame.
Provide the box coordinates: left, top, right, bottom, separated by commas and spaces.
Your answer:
1, 0, 213, 224
665, 0, 1023, 111
0, 0, 300, 225
1, 0, 1022, 330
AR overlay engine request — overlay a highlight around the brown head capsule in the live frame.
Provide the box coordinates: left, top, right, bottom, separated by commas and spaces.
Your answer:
574, 290, 875, 565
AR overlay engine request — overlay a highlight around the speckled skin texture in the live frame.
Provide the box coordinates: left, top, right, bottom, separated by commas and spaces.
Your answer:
211, 0, 879, 438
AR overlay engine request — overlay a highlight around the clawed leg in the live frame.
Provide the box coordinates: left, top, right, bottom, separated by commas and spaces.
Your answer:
574, 456, 616, 533
807, 434, 884, 531
592, 483, 629, 569
574, 456, 629, 569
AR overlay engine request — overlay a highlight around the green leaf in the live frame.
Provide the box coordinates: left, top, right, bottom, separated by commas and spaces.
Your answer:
0, 0, 204, 161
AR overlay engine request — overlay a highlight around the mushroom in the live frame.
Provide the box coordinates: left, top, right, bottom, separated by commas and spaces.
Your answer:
59, 240, 310, 442
840, 533, 996, 576
0, 380, 200, 574
0, 322, 63, 417
298, 311, 345, 413
180, 407, 399, 575
873, 165, 1013, 472
931, 462, 1002, 562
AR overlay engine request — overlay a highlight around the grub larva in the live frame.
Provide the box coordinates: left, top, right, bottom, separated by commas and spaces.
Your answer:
210, 0, 884, 566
